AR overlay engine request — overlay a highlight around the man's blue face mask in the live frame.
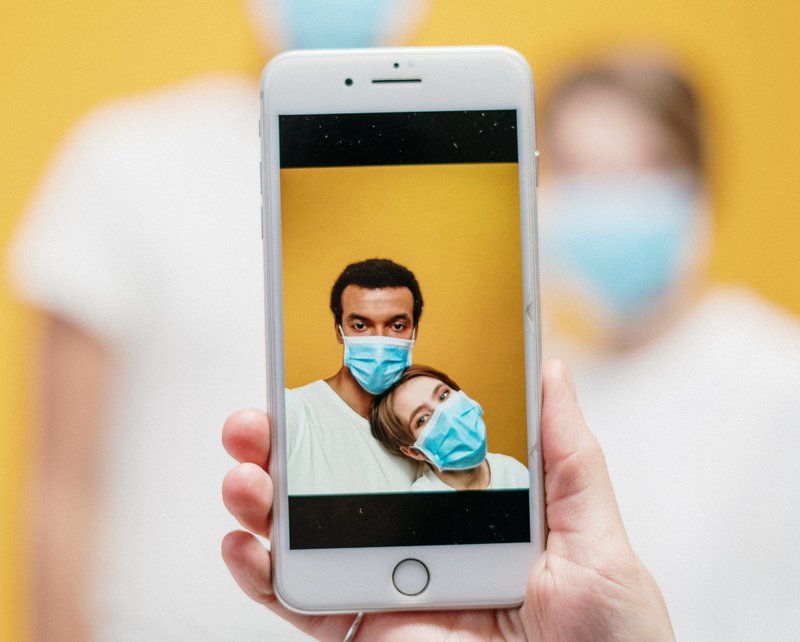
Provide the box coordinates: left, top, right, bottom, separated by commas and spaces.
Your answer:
540, 172, 700, 323
413, 390, 487, 472
340, 326, 414, 395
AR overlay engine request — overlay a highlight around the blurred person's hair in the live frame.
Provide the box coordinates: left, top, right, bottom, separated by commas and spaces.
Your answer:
542, 51, 707, 175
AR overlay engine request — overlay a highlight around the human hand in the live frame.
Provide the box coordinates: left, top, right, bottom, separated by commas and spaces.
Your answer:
221, 359, 674, 641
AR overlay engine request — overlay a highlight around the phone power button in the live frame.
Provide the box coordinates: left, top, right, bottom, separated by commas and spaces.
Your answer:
392, 559, 429, 596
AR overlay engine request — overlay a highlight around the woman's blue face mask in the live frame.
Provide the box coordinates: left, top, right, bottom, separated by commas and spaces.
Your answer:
413, 390, 487, 472
540, 172, 701, 323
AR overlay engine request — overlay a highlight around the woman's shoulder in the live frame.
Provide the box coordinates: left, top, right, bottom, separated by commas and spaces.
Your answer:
486, 452, 530, 489
411, 467, 453, 492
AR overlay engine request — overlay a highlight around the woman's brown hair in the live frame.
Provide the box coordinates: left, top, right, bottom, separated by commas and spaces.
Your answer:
369, 364, 460, 454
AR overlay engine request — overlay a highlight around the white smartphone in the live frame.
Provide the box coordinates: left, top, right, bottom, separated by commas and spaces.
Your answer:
259, 46, 544, 613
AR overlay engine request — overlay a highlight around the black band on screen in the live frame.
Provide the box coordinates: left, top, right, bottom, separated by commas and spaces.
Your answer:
279, 110, 518, 168
288, 489, 530, 549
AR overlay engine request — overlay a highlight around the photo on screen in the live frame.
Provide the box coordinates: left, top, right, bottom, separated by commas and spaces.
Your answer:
279, 111, 532, 548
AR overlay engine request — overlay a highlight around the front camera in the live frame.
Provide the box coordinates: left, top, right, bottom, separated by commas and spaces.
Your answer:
344, 78, 353, 86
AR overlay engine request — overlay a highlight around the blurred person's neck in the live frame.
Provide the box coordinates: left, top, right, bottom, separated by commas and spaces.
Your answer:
544, 278, 711, 361
607, 280, 709, 353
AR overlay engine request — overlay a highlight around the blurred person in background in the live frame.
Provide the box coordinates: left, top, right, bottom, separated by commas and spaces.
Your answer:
6, 1, 427, 639
538, 49, 800, 640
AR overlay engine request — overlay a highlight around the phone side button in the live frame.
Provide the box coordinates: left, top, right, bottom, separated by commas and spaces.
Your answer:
392, 558, 429, 596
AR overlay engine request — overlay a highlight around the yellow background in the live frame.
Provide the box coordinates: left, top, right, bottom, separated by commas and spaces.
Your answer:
281, 163, 527, 460
1, 1, 798, 637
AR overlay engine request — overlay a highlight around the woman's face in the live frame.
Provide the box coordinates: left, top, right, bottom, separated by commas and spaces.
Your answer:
391, 375, 454, 440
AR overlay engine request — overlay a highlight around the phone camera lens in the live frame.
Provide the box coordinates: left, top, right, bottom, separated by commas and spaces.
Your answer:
344, 78, 353, 86
393, 62, 400, 69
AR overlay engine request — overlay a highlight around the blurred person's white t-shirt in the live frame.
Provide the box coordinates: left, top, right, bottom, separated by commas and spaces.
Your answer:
559, 286, 800, 641
9, 75, 312, 641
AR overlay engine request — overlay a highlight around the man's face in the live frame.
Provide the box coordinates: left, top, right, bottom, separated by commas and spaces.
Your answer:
338, 285, 415, 340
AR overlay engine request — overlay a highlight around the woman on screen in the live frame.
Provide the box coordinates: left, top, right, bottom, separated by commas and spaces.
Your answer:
370, 364, 529, 491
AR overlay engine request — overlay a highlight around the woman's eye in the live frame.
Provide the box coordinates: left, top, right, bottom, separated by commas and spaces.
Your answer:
439, 390, 450, 402
416, 414, 429, 428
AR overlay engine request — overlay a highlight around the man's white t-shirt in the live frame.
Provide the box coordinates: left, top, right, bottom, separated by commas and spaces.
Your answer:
286, 380, 419, 495
410, 452, 529, 491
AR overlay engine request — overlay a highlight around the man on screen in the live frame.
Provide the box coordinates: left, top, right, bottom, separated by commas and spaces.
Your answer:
286, 258, 424, 494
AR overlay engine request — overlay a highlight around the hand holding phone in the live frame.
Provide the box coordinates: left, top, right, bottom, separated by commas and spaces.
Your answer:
222, 360, 675, 640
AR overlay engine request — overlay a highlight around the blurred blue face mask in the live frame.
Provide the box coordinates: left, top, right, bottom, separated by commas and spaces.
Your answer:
256, 0, 405, 49
413, 390, 487, 472
341, 326, 414, 395
540, 172, 699, 321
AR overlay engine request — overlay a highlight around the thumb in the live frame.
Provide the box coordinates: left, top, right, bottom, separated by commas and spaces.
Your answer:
540, 359, 630, 561
525, 360, 675, 642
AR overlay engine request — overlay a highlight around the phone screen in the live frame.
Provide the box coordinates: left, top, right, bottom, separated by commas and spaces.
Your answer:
278, 109, 532, 549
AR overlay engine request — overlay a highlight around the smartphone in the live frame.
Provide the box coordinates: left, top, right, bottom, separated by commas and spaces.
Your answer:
260, 46, 544, 613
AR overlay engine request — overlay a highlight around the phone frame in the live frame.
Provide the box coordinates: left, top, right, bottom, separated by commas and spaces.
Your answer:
260, 46, 544, 614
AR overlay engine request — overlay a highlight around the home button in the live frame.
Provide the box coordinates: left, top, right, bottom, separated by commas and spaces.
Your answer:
392, 558, 430, 596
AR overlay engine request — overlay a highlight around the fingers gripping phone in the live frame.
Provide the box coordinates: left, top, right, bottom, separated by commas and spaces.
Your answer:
260, 46, 544, 613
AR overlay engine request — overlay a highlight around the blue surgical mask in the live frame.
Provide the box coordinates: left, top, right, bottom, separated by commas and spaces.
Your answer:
341, 326, 414, 395
540, 172, 699, 322
252, 0, 406, 49
413, 390, 487, 472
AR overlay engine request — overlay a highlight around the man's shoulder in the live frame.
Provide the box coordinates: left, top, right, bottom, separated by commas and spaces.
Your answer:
287, 379, 330, 404
61, 73, 257, 162
285, 379, 356, 423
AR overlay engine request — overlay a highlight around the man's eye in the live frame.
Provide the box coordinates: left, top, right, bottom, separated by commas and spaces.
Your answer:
392, 322, 406, 331
353, 322, 366, 330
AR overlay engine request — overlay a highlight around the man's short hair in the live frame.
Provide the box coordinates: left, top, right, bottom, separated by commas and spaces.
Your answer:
330, 258, 424, 326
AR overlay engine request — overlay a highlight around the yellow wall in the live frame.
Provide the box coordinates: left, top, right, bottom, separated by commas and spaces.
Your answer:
2, 0, 798, 637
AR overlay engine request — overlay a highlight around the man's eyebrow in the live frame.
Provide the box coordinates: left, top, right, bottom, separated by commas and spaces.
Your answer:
344, 312, 411, 322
